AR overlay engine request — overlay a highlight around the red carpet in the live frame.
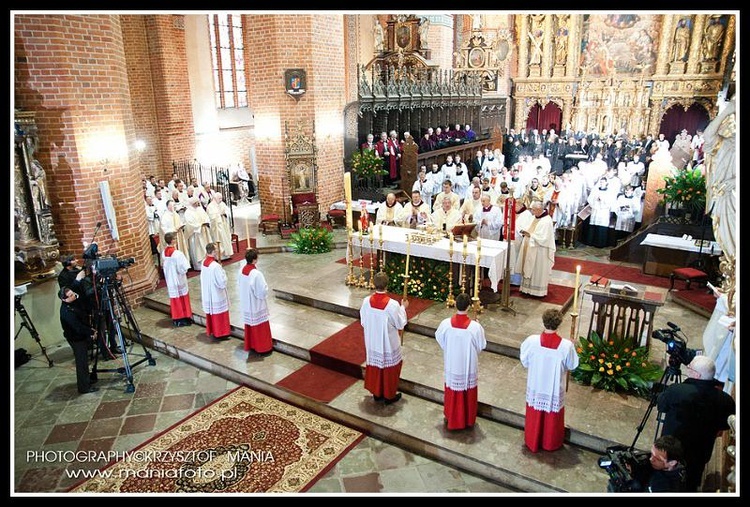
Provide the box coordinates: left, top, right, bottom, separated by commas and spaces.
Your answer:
509, 283, 574, 308
671, 288, 717, 317
335, 255, 377, 270
155, 239, 250, 289
276, 363, 359, 403
553, 256, 672, 289
279, 295, 434, 395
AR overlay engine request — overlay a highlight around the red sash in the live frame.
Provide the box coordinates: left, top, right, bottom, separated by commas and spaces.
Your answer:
164, 246, 175, 257
202, 257, 214, 268
450, 313, 471, 329
241, 263, 256, 276
369, 292, 391, 310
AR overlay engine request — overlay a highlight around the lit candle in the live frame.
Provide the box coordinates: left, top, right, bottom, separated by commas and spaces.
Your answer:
245, 219, 250, 249
344, 171, 353, 230
573, 264, 581, 313
405, 234, 411, 274
474, 239, 481, 299
463, 234, 468, 256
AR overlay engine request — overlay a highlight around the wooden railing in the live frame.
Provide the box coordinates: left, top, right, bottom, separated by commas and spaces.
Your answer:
416, 137, 500, 171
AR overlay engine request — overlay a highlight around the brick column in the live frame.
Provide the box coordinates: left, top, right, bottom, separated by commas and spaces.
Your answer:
15, 14, 159, 299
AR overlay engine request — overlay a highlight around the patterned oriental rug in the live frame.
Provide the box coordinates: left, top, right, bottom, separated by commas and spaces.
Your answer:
69, 386, 363, 493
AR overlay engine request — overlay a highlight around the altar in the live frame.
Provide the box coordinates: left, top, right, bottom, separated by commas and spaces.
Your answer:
348, 225, 508, 290
640, 233, 722, 277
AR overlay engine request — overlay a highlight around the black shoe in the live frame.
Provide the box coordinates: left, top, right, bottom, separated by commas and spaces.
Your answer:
182, 319, 193, 326
384, 393, 402, 405
258, 350, 273, 357
80, 386, 99, 394
173, 320, 180, 327
373, 395, 384, 402
214, 335, 231, 341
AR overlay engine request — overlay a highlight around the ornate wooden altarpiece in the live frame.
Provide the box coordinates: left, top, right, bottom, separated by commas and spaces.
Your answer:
14, 110, 59, 283
511, 13, 734, 137
284, 122, 319, 229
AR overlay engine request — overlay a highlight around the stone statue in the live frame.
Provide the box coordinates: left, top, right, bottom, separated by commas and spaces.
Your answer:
471, 14, 483, 31
419, 16, 430, 49
702, 17, 725, 61
29, 159, 50, 210
373, 18, 384, 53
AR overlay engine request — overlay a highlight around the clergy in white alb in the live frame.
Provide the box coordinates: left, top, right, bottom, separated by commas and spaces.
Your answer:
459, 186, 482, 226
184, 196, 215, 270
509, 200, 533, 285
520, 309, 579, 452
206, 192, 233, 260
514, 200, 556, 297
359, 272, 408, 404
199, 242, 231, 340
161, 231, 193, 327
435, 293, 487, 430
238, 248, 273, 356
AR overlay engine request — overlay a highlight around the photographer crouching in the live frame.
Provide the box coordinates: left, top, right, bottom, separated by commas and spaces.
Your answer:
602, 436, 686, 493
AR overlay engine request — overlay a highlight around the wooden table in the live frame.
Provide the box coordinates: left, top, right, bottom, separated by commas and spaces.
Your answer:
640, 233, 722, 277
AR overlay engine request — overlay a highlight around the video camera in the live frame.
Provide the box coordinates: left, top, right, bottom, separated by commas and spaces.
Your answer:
652, 322, 697, 367
83, 242, 135, 279
598, 445, 651, 492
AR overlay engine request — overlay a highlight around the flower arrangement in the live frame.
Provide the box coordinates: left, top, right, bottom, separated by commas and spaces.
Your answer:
349, 149, 387, 178
288, 226, 334, 254
571, 331, 663, 398
383, 254, 460, 301
656, 166, 707, 217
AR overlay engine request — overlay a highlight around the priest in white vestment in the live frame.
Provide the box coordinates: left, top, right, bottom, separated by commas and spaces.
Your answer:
199, 242, 231, 340
431, 196, 463, 235
375, 192, 404, 226
160, 200, 190, 261
435, 293, 487, 430
412, 167, 435, 211
520, 309, 579, 452
475, 194, 503, 241
359, 272, 408, 405
459, 186, 482, 226
161, 231, 192, 327
206, 192, 233, 260
397, 190, 432, 228
510, 200, 534, 285
514, 200, 556, 297
238, 248, 273, 356
184, 196, 215, 270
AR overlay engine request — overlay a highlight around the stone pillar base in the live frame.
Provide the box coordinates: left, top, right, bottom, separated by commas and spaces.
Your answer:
528, 65, 541, 78
669, 61, 686, 74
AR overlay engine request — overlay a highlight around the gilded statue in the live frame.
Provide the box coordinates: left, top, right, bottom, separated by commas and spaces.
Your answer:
528, 14, 545, 66
672, 18, 690, 62
702, 16, 724, 61
554, 14, 569, 66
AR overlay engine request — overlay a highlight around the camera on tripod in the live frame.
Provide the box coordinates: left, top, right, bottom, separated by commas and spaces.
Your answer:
599, 445, 651, 492
652, 322, 697, 367
83, 242, 135, 278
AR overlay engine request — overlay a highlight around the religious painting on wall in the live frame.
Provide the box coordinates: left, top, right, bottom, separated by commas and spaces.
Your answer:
580, 14, 661, 75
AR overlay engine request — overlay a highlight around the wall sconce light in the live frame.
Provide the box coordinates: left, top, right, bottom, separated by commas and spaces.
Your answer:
100, 158, 110, 174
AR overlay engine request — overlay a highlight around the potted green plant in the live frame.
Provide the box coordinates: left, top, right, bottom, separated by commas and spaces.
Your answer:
656, 167, 707, 221
349, 149, 387, 188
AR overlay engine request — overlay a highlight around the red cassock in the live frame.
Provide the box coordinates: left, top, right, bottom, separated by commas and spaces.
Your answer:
163, 247, 192, 320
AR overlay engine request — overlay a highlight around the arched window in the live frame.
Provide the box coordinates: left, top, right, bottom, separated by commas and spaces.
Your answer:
208, 14, 247, 109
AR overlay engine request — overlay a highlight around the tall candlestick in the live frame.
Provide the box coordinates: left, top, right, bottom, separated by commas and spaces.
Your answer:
463, 234, 468, 257
574, 265, 581, 311
379, 224, 383, 243
344, 171, 353, 230
245, 220, 250, 250
405, 235, 411, 274
474, 239, 481, 299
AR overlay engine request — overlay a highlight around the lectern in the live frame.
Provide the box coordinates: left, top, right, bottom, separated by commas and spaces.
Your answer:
583, 285, 666, 349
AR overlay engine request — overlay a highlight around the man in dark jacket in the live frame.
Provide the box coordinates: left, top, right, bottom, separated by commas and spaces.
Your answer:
657, 355, 735, 491
59, 286, 98, 394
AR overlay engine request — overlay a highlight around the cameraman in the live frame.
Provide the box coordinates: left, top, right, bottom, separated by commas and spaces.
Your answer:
58, 255, 95, 308
606, 436, 686, 493
59, 286, 98, 394
657, 355, 735, 491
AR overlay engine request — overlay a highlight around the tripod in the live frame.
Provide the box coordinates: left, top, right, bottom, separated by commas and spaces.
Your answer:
631, 354, 682, 450
91, 274, 156, 393
14, 295, 54, 367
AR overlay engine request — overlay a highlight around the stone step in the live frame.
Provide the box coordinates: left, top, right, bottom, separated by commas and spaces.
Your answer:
129, 304, 614, 493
